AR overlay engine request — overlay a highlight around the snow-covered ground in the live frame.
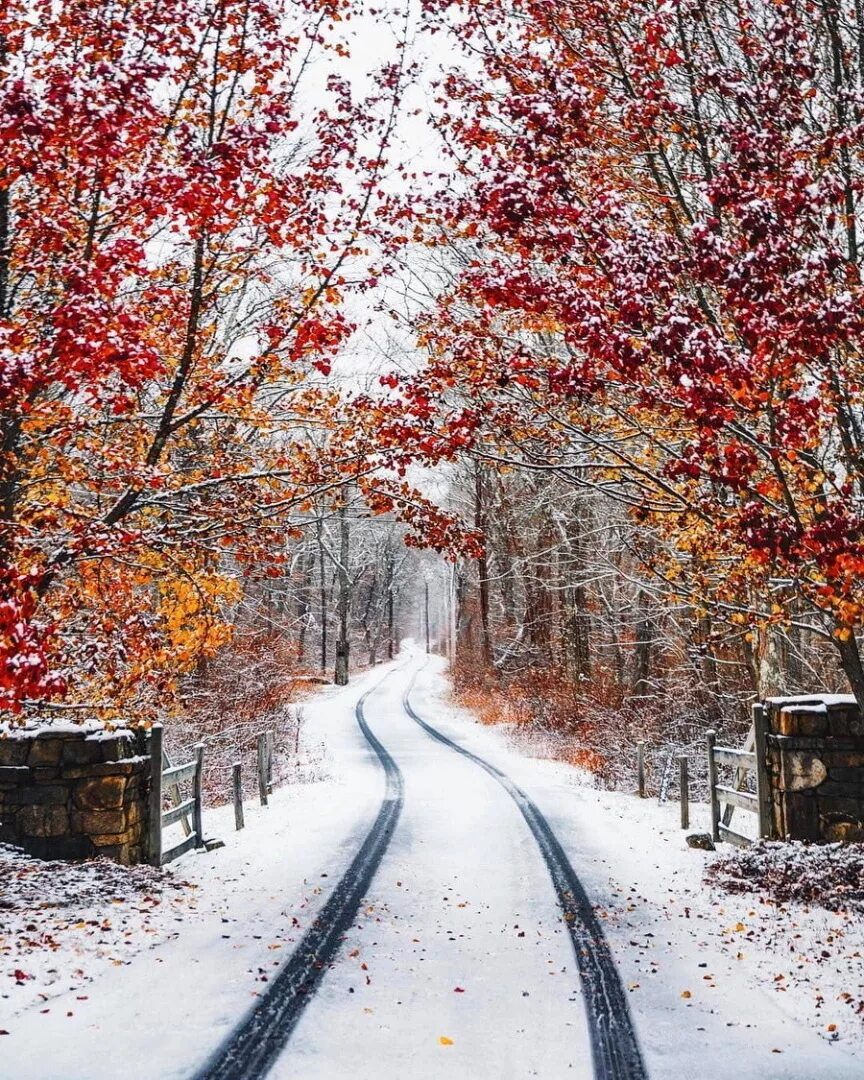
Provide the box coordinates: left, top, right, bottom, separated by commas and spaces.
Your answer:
2, 651, 862, 1078
410, 665, 864, 1078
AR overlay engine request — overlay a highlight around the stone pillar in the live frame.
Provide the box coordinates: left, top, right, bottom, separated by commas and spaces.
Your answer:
764, 695, 864, 842
0, 726, 151, 863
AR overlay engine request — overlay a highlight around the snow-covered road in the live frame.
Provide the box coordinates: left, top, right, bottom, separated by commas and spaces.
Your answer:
264, 658, 627, 1080
4, 651, 862, 1079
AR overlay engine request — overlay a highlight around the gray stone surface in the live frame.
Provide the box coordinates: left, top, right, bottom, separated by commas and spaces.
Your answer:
766, 697, 864, 841
0, 727, 150, 863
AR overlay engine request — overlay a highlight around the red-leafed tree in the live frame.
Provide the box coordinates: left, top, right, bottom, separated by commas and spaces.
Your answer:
0, 0, 402, 715
391, 0, 864, 704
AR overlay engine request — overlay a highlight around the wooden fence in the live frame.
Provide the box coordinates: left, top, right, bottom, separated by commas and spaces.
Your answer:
147, 723, 205, 866
707, 704, 771, 847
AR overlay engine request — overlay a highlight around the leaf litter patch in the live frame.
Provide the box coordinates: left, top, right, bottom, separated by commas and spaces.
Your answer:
706, 841, 864, 914
1, 843, 195, 1023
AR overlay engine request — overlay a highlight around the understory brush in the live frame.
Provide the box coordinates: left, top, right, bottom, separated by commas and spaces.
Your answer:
453, 656, 750, 801
170, 628, 328, 805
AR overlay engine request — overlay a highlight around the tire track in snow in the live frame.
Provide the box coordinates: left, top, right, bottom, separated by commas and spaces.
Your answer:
195, 668, 404, 1080
403, 669, 649, 1080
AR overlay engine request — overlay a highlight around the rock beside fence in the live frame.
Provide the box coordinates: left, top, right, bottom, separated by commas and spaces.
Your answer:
765, 695, 864, 843
0, 726, 150, 863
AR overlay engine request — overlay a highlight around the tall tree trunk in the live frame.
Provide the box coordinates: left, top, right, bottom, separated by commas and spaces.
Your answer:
562, 509, 591, 679
387, 582, 395, 659
835, 630, 864, 714
474, 464, 493, 666
297, 537, 314, 661
750, 625, 787, 700
632, 589, 653, 697
424, 578, 431, 653
334, 493, 350, 685
317, 515, 327, 675
531, 513, 555, 659
694, 612, 721, 720
784, 623, 803, 690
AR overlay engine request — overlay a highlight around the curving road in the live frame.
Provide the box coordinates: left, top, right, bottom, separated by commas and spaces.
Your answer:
196, 668, 407, 1080
200, 656, 646, 1080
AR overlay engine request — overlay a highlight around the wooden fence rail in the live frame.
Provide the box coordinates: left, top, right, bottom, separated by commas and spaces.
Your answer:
147, 723, 206, 866
707, 704, 771, 847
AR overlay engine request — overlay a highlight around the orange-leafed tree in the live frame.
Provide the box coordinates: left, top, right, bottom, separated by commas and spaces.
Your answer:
0, 0, 402, 716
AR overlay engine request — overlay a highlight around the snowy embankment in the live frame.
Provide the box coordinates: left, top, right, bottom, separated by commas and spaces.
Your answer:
2, 652, 863, 1080
1, 662, 392, 1076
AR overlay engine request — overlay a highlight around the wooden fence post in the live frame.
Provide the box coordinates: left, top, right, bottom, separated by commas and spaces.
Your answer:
706, 729, 720, 842
192, 742, 205, 847
266, 729, 274, 793
753, 703, 771, 839
148, 723, 164, 867
637, 740, 646, 798
677, 755, 689, 830
257, 733, 269, 807
233, 761, 244, 831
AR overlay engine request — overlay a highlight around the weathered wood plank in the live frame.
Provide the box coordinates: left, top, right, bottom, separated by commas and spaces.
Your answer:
192, 742, 204, 848
713, 748, 756, 769
718, 823, 752, 848
678, 754, 689, 830
161, 831, 198, 864
163, 760, 197, 785
161, 797, 196, 828
721, 724, 756, 827
163, 747, 191, 837
707, 730, 720, 843
257, 733, 269, 807
716, 785, 758, 812
233, 761, 244, 831
753, 702, 772, 840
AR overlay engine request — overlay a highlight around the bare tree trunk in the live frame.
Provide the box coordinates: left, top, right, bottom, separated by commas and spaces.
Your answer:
632, 590, 653, 697
694, 612, 721, 720
835, 630, 864, 713
317, 515, 327, 675
387, 582, 395, 659
297, 537, 314, 662
750, 625, 787, 700
475, 464, 493, 666
562, 510, 591, 678
334, 493, 350, 686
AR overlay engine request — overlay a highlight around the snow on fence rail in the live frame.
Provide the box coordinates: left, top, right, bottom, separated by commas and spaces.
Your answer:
147, 724, 205, 866
142, 722, 285, 864
707, 704, 771, 848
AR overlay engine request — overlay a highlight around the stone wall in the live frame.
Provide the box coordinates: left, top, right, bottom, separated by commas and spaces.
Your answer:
0, 726, 151, 863
765, 695, 864, 842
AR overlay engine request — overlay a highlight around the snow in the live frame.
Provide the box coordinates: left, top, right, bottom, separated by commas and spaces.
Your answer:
765, 694, 857, 708
409, 661, 864, 1076
0, 720, 115, 738
2, 651, 863, 1078
0, 848, 192, 1022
